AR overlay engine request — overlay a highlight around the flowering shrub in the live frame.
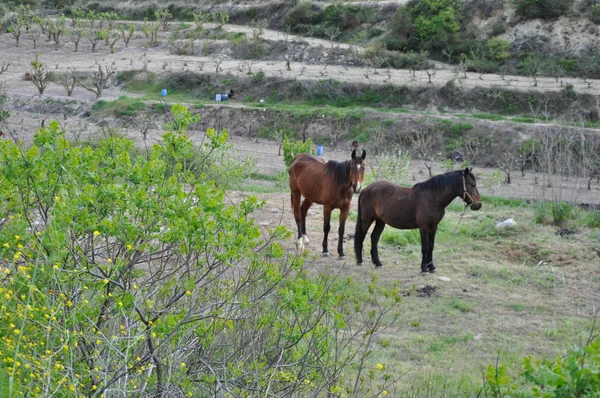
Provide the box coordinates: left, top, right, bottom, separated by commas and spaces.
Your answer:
0, 105, 399, 397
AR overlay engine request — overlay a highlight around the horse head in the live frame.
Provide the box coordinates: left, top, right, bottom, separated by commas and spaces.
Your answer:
350, 149, 366, 194
463, 168, 482, 210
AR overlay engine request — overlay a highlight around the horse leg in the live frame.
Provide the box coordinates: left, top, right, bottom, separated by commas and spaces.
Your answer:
427, 227, 438, 273
322, 205, 332, 257
370, 219, 385, 267
291, 190, 303, 250
419, 227, 432, 274
337, 206, 350, 258
300, 199, 313, 244
355, 199, 374, 266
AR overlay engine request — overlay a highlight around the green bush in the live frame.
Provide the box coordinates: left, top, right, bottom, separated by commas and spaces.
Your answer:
284, 1, 318, 30
412, 0, 461, 41
0, 106, 400, 397
282, 136, 314, 167
524, 337, 600, 396
591, 5, 600, 24
550, 201, 574, 226
511, 0, 574, 19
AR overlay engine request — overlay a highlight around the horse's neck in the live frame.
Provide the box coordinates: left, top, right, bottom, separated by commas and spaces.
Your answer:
437, 185, 461, 209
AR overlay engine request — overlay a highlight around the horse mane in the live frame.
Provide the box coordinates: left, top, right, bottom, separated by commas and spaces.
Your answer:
325, 160, 351, 188
414, 170, 462, 192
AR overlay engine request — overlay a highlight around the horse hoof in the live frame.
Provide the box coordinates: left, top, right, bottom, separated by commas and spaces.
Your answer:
296, 238, 304, 250
357, 261, 363, 266
338, 255, 346, 260
322, 252, 330, 257
375, 264, 383, 268
421, 271, 429, 275
302, 235, 310, 244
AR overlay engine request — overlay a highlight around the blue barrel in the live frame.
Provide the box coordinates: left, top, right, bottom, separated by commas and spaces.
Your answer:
222, 93, 229, 101
161, 88, 167, 97
317, 145, 323, 156
216, 94, 222, 102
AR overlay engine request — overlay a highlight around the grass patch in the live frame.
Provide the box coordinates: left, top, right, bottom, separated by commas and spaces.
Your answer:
381, 229, 420, 247
91, 96, 148, 118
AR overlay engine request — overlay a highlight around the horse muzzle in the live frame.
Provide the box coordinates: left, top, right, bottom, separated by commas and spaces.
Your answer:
471, 202, 482, 211
353, 184, 362, 194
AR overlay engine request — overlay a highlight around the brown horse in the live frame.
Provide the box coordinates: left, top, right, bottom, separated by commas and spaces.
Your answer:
354, 168, 482, 272
289, 149, 366, 257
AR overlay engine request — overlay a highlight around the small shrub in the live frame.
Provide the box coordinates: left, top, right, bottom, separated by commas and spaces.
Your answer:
284, 1, 318, 30
524, 337, 600, 396
550, 201, 573, 226
591, 5, 600, 24
282, 136, 314, 167
511, 0, 574, 20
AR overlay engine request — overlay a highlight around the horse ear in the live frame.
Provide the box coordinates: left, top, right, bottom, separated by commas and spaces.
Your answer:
351, 149, 356, 158
361, 150, 366, 160
464, 167, 470, 176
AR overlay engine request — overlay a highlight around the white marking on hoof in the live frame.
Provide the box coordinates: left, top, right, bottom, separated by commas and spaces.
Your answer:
302, 234, 309, 244
297, 238, 304, 250
338, 255, 346, 260
322, 252, 330, 257
421, 271, 429, 275
357, 261, 364, 266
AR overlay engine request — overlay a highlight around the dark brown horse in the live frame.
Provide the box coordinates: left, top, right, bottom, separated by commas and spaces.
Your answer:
354, 168, 482, 272
289, 149, 366, 257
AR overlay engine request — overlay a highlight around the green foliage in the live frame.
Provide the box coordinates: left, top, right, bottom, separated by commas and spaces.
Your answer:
524, 337, 600, 397
412, 0, 461, 41
511, 0, 574, 19
590, 4, 600, 24
550, 201, 574, 226
0, 106, 400, 396
282, 136, 314, 167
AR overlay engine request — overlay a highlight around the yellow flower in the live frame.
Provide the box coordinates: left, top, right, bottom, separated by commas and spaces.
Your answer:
17, 244, 23, 249
3, 243, 9, 248
186, 291, 191, 296
13, 330, 20, 335
126, 244, 132, 250
14, 235, 20, 240
92, 385, 97, 391
133, 284, 138, 290
103, 279, 109, 284
180, 362, 186, 368
118, 302, 123, 307
93, 231, 100, 237
107, 258, 112, 263
382, 391, 388, 396
376, 363, 384, 370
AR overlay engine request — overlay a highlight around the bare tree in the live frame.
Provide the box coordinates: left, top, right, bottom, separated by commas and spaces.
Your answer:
26, 23, 41, 48
0, 62, 9, 76
324, 26, 341, 50
211, 52, 227, 75
67, 20, 85, 52
58, 68, 77, 96
410, 124, 442, 177
86, 29, 103, 52
119, 24, 135, 48
497, 149, 519, 184
78, 64, 115, 98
